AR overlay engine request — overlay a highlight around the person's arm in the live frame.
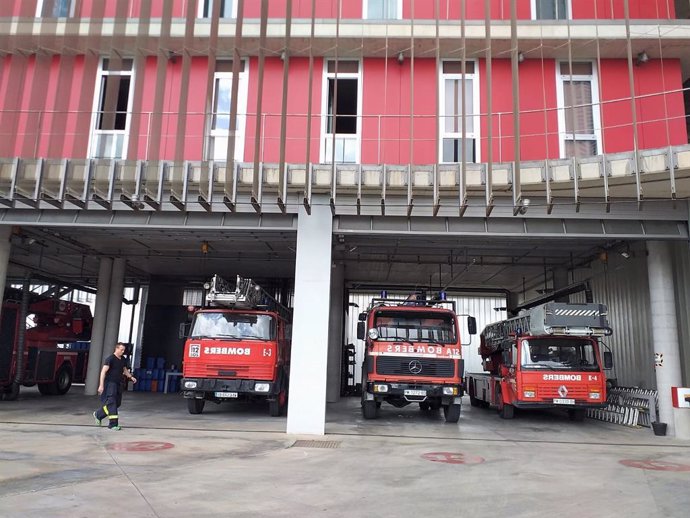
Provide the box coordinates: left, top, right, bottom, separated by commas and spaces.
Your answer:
123, 367, 137, 384
98, 365, 109, 395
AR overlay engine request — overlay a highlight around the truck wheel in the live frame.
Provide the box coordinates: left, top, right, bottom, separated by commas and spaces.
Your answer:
444, 403, 461, 423
362, 400, 378, 419
54, 365, 73, 395
38, 383, 57, 395
469, 383, 480, 407
3, 382, 20, 401
269, 389, 287, 417
568, 409, 586, 422
497, 389, 514, 419
187, 398, 205, 414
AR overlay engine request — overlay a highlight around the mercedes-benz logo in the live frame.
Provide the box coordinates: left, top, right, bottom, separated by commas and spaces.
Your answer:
409, 360, 423, 375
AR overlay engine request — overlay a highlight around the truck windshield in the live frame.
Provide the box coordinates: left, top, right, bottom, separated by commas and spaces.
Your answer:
191, 313, 274, 340
521, 338, 599, 371
373, 311, 456, 344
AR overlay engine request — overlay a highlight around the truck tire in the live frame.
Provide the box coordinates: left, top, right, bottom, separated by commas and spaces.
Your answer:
269, 389, 287, 417
2, 383, 20, 401
568, 409, 586, 422
54, 365, 73, 395
38, 383, 57, 395
497, 388, 514, 419
187, 398, 205, 414
362, 400, 377, 419
468, 382, 480, 407
443, 403, 461, 423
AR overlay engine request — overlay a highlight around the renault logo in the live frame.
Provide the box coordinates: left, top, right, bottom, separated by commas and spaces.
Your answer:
558, 385, 568, 398
409, 360, 423, 375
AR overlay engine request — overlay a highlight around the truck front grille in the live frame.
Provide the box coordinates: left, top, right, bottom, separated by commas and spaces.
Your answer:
375, 357, 455, 378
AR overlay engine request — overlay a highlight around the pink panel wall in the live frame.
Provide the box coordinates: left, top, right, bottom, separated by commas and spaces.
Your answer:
600, 58, 686, 153
573, 0, 675, 19
518, 60, 560, 161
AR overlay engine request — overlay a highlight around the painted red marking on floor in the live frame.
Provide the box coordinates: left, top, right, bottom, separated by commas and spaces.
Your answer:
107, 441, 175, 452
422, 452, 484, 465
620, 459, 690, 472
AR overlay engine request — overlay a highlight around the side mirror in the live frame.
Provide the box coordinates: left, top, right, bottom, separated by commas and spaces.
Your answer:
358, 312, 367, 322
603, 351, 613, 369
179, 322, 191, 339
467, 316, 477, 335
356, 321, 365, 340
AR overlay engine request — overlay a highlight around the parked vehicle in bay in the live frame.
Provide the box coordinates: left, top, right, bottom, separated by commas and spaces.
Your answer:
357, 292, 476, 423
1, 287, 92, 400
466, 301, 613, 420
181, 275, 291, 416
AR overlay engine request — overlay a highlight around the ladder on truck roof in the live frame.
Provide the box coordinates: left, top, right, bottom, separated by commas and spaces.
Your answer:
483, 302, 612, 348
205, 275, 292, 321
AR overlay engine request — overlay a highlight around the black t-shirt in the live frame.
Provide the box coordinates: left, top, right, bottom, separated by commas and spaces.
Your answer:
103, 354, 128, 384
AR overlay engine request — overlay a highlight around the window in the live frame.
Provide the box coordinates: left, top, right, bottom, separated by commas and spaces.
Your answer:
322, 61, 361, 163
198, 0, 237, 18
521, 338, 599, 371
89, 58, 134, 159
191, 312, 275, 340
532, 0, 570, 20
208, 60, 248, 161
36, 0, 75, 17
363, 0, 402, 20
373, 311, 457, 344
557, 61, 602, 159
439, 61, 479, 163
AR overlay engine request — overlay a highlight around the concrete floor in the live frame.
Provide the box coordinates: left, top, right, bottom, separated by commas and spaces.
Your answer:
1, 386, 690, 518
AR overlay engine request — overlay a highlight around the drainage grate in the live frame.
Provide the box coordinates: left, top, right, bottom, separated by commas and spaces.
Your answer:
291, 440, 341, 449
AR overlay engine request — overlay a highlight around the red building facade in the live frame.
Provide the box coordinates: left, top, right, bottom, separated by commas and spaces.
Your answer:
0, 0, 686, 167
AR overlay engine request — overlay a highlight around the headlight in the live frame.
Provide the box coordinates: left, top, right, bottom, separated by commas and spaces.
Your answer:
443, 387, 457, 395
184, 381, 197, 389
368, 328, 379, 340
373, 384, 388, 393
255, 383, 270, 392
523, 391, 536, 398
589, 392, 601, 400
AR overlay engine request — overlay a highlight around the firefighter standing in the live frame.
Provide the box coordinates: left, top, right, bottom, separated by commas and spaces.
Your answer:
92, 343, 137, 430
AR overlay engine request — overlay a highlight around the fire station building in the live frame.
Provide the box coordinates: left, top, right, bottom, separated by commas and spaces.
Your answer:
1, 0, 690, 436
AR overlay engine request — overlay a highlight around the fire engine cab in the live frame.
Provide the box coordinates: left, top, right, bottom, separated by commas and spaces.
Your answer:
181, 275, 291, 416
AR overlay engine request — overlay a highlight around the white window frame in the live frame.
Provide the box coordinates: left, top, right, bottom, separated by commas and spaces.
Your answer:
207, 60, 249, 162
87, 58, 135, 160
363, 0, 403, 20
438, 60, 481, 164
555, 60, 603, 159
320, 60, 362, 164
36, 0, 76, 17
197, 0, 238, 19
530, 0, 571, 20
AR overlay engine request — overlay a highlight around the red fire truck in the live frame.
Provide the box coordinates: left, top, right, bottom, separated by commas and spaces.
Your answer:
1, 287, 92, 401
466, 301, 613, 420
357, 292, 476, 423
182, 275, 291, 416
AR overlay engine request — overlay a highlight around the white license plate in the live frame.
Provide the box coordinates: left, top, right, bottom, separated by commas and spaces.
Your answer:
553, 398, 575, 405
404, 389, 427, 396
215, 392, 238, 398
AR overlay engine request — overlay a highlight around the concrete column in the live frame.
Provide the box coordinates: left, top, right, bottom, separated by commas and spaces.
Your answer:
102, 257, 126, 362
85, 257, 113, 395
326, 263, 345, 403
646, 241, 689, 438
286, 199, 333, 435
0, 227, 11, 321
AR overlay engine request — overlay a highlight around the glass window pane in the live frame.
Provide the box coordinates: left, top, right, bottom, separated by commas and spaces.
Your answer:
442, 61, 475, 75
97, 76, 130, 131
367, 0, 384, 19
443, 79, 473, 134
536, 0, 567, 20
563, 80, 594, 134
213, 78, 232, 130
565, 140, 596, 158
442, 138, 475, 163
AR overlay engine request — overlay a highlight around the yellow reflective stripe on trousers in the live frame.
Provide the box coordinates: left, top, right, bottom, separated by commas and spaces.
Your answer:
108, 415, 119, 419
102, 405, 110, 415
